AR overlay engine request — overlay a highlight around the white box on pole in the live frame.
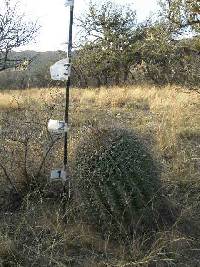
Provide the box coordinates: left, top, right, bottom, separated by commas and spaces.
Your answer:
50, 58, 71, 81
48, 120, 68, 134
64, 0, 74, 7
50, 170, 67, 181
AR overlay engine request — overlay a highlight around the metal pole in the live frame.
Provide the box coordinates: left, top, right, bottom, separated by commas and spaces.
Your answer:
63, 4, 74, 198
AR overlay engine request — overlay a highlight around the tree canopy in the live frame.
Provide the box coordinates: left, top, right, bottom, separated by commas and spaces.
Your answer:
75, 1, 144, 86
71, 0, 200, 87
159, 0, 200, 33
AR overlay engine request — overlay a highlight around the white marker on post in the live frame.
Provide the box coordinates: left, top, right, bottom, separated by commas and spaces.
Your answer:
64, 0, 74, 7
50, 58, 71, 81
50, 170, 67, 181
48, 120, 68, 134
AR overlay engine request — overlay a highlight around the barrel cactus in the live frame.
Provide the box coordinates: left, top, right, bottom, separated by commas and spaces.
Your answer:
72, 127, 161, 235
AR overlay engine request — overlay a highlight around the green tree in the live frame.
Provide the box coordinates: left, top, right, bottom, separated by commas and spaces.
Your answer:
73, 0, 200, 87
159, 0, 200, 33
138, 21, 200, 86
75, 1, 142, 86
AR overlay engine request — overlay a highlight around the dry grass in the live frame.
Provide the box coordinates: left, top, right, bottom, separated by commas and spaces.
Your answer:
0, 85, 199, 184
0, 85, 200, 266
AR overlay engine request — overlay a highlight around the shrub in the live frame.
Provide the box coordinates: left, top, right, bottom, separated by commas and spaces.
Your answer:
72, 127, 163, 236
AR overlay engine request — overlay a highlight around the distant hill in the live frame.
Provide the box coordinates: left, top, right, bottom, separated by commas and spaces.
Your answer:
10, 50, 66, 70
0, 50, 66, 89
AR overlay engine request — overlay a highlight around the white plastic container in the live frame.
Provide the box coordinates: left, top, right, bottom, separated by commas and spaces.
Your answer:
48, 120, 68, 134
50, 58, 71, 81
64, 0, 74, 7
50, 170, 67, 181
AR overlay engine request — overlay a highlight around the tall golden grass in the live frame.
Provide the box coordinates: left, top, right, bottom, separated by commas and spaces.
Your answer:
0, 85, 199, 181
0, 85, 199, 266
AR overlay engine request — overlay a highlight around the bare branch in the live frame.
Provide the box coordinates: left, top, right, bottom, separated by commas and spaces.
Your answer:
0, 161, 19, 194
0, 0, 40, 71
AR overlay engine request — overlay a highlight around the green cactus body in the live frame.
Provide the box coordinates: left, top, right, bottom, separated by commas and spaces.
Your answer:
72, 128, 161, 234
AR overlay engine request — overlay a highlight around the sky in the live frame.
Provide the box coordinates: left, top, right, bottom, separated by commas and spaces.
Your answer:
18, 0, 159, 52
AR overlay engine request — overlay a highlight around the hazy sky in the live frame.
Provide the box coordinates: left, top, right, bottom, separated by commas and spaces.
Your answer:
18, 0, 159, 51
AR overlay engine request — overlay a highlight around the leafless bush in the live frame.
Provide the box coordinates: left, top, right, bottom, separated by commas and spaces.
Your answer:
0, 91, 64, 209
